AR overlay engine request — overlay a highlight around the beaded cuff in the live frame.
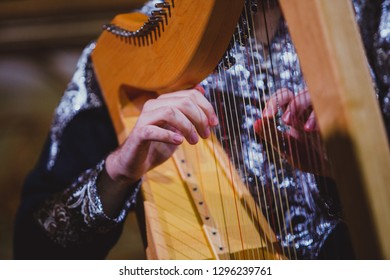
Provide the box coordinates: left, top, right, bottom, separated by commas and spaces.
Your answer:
35, 160, 141, 247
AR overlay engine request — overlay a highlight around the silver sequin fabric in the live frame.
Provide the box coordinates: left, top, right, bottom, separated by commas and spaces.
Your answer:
199, 0, 389, 259
36, 44, 140, 247
47, 43, 102, 170
36, 159, 141, 247
202, 20, 334, 259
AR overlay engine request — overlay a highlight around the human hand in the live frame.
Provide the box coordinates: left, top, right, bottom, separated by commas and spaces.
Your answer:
105, 86, 219, 186
254, 88, 331, 177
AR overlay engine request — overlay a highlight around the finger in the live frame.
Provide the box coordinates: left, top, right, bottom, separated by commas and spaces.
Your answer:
304, 111, 319, 132
191, 86, 219, 126
254, 117, 300, 142
254, 118, 294, 158
138, 107, 199, 144
118, 125, 184, 178
254, 118, 315, 173
135, 124, 184, 145
149, 92, 215, 138
159, 89, 219, 126
283, 89, 312, 125
173, 94, 211, 139
263, 88, 294, 118
194, 84, 206, 95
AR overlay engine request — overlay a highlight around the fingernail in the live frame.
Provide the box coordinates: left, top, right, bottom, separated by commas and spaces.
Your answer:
204, 126, 210, 138
194, 84, 205, 95
263, 107, 273, 118
304, 118, 315, 131
210, 116, 219, 126
254, 119, 262, 134
282, 110, 291, 123
190, 131, 199, 144
173, 134, 184, 144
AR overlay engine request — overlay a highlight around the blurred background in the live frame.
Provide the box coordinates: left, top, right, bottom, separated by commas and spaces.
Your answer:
0, 0, 146, 259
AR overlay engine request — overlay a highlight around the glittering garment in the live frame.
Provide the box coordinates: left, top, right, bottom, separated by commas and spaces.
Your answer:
35, 44, 141, 248
200, 0, 389, 259
34, 0, 389, 258
202, 17, 333, 260
47, 44, 102, 170
36, 160, 140, 246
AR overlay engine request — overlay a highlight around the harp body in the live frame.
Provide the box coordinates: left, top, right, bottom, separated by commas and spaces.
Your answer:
92, 0, 390, 259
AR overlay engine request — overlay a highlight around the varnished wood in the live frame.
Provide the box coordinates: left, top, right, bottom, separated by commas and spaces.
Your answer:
93, 0, 285, 259
279, 0, 390, 259
141, 134, 283, 259
92, 0, 246, 142
92, 0, 390, 259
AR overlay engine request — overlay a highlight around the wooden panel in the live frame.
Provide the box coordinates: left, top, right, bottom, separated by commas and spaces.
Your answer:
280, 0, 390, 259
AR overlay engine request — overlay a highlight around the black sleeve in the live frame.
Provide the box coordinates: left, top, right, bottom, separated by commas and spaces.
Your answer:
13, 45, 138, 259
13, 104, 124, 259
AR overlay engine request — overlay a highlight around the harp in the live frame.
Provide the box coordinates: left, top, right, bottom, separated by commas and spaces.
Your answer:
92, 0, 390, 259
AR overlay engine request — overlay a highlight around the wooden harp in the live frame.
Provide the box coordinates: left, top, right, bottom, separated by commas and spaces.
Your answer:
92, 0, 390, 259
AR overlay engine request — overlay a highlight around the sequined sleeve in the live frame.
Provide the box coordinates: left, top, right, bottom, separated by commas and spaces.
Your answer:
34, 160, 140, 247
30, 42, 141, 248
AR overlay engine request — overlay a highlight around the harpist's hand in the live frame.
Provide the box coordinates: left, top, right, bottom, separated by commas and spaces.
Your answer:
254, 88, 331, 177
98, 87, 218, 217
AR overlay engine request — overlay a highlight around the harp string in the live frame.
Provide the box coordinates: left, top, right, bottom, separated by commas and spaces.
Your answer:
248, 0, 293, 259
206, 81, 230, 257
216, 60, 248, 258
231, 26, 269, 259
242, 0, 290, 259
221, 60, 251, 258
251, 0, 334, 259
261, 0, 331, 259
210, 74, 239, 257
225, 24, 275, 258
224, 29, 266, 259
279, 34, 333, 254
202, 0, 331, 259
234, 12, 275, 258
244, 1, 283, 259
209, 1, 284, 259
215, 17, 269, 259
262, 2, 296, 260
274, 0, 332, 235
207, 1, 289, 259
274, 1, 328, 182
258, 0, 300, 259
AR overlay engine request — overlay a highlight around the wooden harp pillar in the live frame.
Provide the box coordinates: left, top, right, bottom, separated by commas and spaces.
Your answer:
279, 0, 390, 259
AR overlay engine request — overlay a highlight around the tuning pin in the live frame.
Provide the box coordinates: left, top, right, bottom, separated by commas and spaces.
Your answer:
102, 23, 112, 32
111, 27, 120, 36
102, 0, 177, 45
149, 16, 164, 36
138, 27, 146, 46
151, 16, 165, 32
141, 24, 153, 46
152, 10, 169, 25
146, 19, 158, 41
155, 2, 171, 17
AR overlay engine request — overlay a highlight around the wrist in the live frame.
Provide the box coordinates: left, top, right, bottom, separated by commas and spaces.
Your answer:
105, 151, 140, 187
97, 157, 141, 219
